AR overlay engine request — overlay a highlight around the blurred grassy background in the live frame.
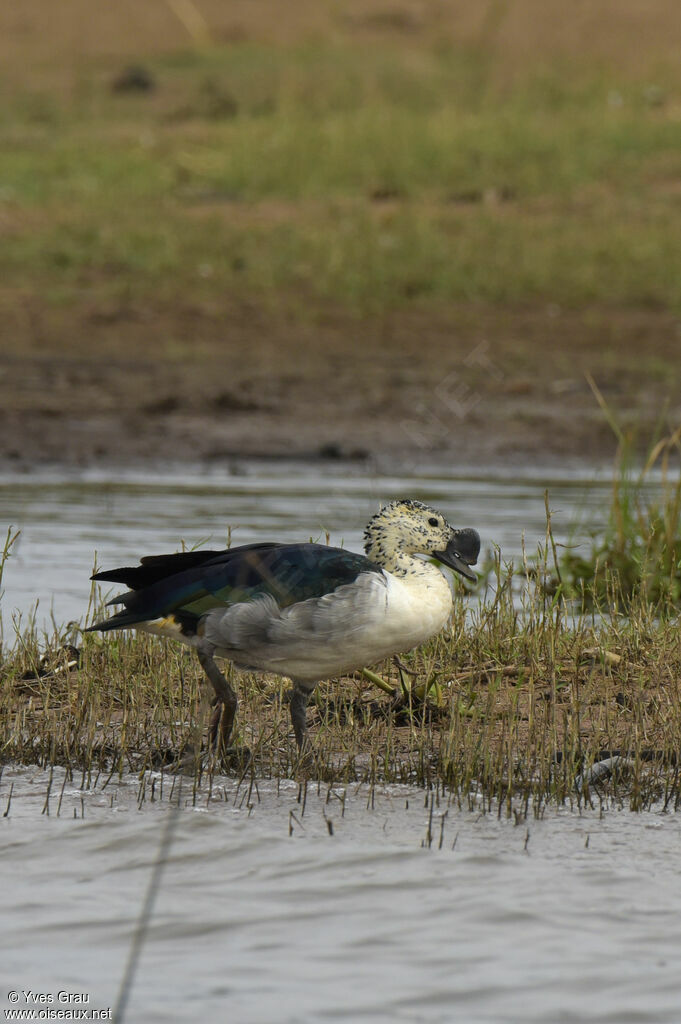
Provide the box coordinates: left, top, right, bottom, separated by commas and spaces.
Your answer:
2, 0, 681, 315
2, 1, 681, 464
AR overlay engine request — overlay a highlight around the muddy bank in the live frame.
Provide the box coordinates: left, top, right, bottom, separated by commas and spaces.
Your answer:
2, 299, 680, 471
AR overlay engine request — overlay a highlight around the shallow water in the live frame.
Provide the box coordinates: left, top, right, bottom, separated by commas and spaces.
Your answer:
1, 458, 618, 632
2, 765, 681, 1024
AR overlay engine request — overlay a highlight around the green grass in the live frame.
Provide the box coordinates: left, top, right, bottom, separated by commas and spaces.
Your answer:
2, 41, 681, 313
555, 416, 681, 609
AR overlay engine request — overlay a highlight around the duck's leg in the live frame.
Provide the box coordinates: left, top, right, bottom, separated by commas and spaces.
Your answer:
289, 683, 314, 755
196, 643, 245, 763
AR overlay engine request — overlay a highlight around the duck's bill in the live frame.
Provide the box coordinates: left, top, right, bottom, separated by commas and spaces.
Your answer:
434, 528, 481, 582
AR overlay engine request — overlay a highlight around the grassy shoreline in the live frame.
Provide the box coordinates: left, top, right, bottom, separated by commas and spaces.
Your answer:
3, 561, 681, 816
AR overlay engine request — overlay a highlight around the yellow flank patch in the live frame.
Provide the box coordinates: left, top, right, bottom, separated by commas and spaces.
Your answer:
157, 615, 184, 634
138, 615, 191, 643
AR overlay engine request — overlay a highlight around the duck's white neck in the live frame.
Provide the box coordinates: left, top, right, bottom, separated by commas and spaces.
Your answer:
363, 512, 454, 630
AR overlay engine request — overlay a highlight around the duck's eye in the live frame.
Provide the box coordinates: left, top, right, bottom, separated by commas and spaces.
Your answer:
428, 516, 439, 527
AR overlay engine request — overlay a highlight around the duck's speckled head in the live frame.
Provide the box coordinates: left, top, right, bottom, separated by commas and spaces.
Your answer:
363, 499, 480, 580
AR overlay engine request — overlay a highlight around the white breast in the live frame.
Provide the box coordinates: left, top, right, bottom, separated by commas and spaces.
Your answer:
202, 566, 453, 684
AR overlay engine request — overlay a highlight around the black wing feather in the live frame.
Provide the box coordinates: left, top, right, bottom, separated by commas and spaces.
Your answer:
87, 543, 380, 633
91, 542, 282, 591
